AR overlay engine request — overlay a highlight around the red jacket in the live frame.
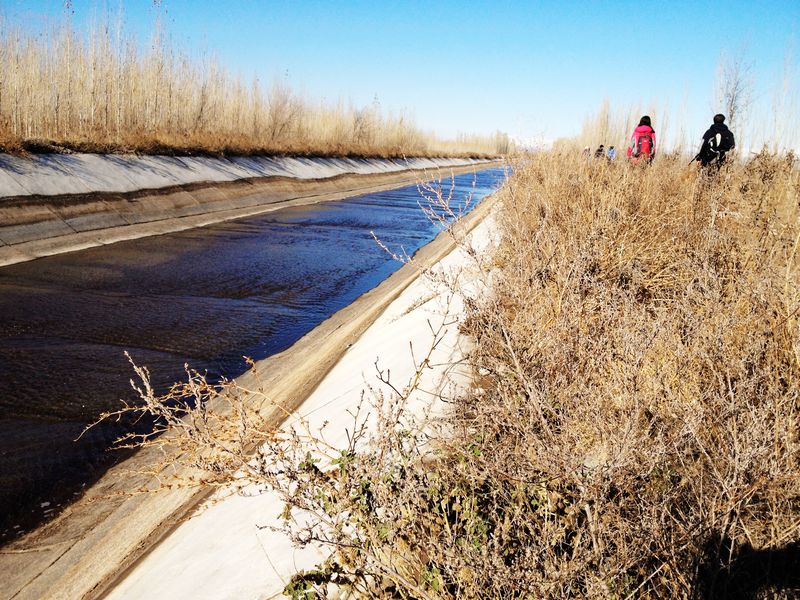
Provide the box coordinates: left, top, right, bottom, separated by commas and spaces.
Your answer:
626, 125, 656, 159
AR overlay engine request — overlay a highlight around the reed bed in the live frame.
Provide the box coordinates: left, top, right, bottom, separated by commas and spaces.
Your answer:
0, 18, 508, 157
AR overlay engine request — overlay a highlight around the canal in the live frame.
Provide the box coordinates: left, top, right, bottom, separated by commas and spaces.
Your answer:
0, 167, 505, 539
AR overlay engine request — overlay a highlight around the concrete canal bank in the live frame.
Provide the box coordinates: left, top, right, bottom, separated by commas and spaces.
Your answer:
0, 155, 504, 599
0, 153, 496, 266
109, 204, 501, 600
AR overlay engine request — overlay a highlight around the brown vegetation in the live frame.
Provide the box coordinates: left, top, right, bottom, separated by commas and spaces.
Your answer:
0, 17, 509, 157
449, 152, 800, 598
96, 152, 800, 598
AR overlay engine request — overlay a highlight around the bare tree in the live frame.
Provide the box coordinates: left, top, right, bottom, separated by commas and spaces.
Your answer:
714, 50, 753, 132
267, 76, 303, 143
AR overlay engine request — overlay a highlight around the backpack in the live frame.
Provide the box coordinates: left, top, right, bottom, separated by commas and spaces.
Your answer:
704, 129, 734, 163
708, 133, 722, 154
713, 130, 734, 152
723, 130, 735, 151
632, 133, 654, 158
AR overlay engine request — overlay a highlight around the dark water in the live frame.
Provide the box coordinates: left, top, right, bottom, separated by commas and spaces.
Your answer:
0, 168, 505, 540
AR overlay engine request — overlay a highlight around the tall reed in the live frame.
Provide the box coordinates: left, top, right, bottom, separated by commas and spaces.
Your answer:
0, 15, 508, 157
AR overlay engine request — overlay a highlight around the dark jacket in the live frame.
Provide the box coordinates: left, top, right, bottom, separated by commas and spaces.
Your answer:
698, 123, 735, 166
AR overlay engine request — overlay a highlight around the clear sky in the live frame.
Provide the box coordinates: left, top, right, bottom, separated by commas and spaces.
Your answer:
5, 0, 800, 149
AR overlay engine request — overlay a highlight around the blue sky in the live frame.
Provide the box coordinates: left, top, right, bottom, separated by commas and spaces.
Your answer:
5, 1, 800, 148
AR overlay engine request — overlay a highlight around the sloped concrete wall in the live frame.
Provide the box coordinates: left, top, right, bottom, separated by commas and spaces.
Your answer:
0, 153, 485, 198
0, 176, 501, 600
0, 153, 496, 266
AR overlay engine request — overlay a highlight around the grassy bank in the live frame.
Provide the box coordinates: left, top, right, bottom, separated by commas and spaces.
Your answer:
96, 152, 800, 598
0, 17, 508, 158
449, 152, 800, 597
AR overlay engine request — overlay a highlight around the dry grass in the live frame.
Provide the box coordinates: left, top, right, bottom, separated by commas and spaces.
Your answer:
93, 152, 800, 598
0, 16, 509, 157
449, 151, 800, 598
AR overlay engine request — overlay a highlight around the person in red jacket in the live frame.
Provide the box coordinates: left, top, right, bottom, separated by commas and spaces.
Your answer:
626, 115, 656, 164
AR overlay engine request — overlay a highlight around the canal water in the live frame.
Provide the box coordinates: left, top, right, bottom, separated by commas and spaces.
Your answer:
0, 167, 505, 540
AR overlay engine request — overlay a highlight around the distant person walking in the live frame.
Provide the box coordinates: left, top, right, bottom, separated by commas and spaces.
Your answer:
694, 113, 735, 168
582, 146, 591, 158
594, 144, 606, 159
627, 115, 656, 164
607, 146, 617, 161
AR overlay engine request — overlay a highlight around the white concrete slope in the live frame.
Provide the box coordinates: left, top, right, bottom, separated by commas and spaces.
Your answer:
107, 214, 499, 600
0, 154, 486, 198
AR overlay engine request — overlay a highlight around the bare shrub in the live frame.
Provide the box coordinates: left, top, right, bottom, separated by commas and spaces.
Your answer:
266, 78, 303, 144
715, 50, 754, 138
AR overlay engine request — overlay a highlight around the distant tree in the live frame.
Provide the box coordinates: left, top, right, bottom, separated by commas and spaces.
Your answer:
715, 50, 753, 133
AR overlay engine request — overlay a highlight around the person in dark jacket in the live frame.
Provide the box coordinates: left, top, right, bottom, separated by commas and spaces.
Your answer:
695, 114, 736, 167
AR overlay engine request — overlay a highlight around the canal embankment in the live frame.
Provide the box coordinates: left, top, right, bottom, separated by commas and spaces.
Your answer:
0, 164, 503, 543
107, 201, 500, 600
0, 153, 498, 266
0, 159, 503, 599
